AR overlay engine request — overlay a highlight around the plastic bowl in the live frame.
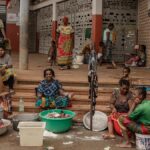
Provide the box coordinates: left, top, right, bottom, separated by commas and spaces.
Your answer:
39, 109, 75, 133
0, 119, 11, 135
12, 113, 39, 131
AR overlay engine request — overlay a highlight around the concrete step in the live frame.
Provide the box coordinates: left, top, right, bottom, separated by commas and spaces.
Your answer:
12, 101, 111, 116
16, 76, 120, 87
12, 92, 111, 105
14, 84, 114, 95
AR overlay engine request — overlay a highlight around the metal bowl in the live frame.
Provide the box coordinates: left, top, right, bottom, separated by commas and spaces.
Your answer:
12, 113, 39, 131
83, 111, 108, 131
0, 119, 11, 135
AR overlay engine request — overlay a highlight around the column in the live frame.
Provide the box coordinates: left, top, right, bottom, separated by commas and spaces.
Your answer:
52, 2, 57, 41
19, 0, 30, 70
92, 0, 103, 52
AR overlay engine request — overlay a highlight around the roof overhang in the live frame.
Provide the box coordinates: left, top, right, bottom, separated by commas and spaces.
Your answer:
30, 0, 66, 10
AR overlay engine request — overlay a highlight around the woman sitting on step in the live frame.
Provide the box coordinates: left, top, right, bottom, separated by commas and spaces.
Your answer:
0, 45, 15, 93
35, 68, 74, 109
103, 79, 133, 139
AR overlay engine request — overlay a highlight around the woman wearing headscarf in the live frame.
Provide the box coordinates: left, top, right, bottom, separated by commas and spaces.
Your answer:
57, 16, 74, 70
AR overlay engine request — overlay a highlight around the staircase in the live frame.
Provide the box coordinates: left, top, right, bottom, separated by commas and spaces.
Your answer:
12, 78, 117, 122
12, 70, 150, 122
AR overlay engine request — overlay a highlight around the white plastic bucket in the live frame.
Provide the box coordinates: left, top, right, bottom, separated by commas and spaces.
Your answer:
76, 55, 84, 65
18, 122, 46, 146
136, 133, 150, 150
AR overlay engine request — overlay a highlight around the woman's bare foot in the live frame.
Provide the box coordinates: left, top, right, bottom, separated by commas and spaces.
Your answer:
116, 142, 132, 148
68, 93, 74, 99
102, 133, 115, 139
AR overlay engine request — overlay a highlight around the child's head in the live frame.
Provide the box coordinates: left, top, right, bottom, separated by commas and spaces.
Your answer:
0, 45, 5, 57
123, 66, 130, 77
133, 87, 147, 103
108, 23, 114, 30
51, 40, 56, 46
82, 44, 91, 54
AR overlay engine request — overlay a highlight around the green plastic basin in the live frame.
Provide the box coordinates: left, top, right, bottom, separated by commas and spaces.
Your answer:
39, 109, 75, 133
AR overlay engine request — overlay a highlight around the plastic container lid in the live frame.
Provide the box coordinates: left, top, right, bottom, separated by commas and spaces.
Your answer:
83, 111, 108, 131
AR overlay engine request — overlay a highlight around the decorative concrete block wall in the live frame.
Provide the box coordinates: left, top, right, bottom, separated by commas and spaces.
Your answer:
138, 0, 150, 66
103, 0, 137, 62
37, 6, 52, 54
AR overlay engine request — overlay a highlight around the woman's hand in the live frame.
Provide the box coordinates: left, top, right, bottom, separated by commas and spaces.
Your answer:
112, 108, 117, 113
134, 97, 141, 105
128, 98, 139, 115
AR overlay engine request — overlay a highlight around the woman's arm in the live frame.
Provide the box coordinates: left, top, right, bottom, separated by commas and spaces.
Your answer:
59, 89, 68, 97
1, 28, 6, 39
128, 100, 136, 115
128, 98, 140, 115
110, 90, 117, 113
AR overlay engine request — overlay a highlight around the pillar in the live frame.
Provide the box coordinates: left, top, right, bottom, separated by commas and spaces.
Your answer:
52, 2, 57, 41
19, 0, 30, 70
92, 0, 103, 52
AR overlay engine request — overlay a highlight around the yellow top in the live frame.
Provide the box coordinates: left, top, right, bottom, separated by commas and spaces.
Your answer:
57, 25, 74, 35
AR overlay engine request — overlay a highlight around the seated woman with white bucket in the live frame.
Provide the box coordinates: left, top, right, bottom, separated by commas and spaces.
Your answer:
117, 87, 150, 148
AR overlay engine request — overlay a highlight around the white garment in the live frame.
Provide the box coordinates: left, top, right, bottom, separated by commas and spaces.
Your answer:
103, 28, 113, 43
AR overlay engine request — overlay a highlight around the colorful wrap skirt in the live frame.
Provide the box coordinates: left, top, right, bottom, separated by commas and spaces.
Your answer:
57, 33, 73, 65
0, 68, 15, 82
108, 112, 127, 136
119, 115, 150, 134
36, 95, 69, 108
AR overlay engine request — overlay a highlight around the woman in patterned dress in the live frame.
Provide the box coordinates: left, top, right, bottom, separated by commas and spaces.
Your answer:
36, 68, 73, 109
57, 16, 74, 70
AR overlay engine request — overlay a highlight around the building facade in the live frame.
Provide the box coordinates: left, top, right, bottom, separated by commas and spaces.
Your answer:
5, 0, 150, 65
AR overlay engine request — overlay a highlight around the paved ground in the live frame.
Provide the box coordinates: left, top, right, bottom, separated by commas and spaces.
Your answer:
0, 54, 145, 150
0, 125, 136, 150
12, 53, 150, 86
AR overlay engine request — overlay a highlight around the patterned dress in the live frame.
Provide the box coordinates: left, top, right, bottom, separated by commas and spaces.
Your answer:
57, 25, 74, 66
36, 79, 69, 108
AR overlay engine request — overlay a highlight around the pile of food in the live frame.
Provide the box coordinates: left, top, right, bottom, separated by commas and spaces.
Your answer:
0, 120, 4, 128
46, 112, 70, 118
